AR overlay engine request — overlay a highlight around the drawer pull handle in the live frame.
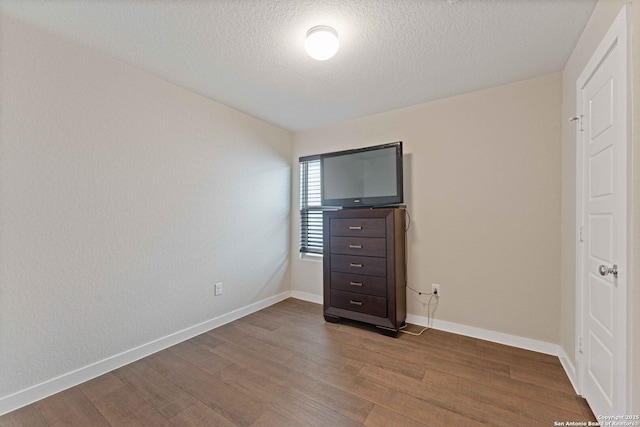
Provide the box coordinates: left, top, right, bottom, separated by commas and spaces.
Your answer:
349, 300, 363, 306
348, 226, 362, 230
349, 244, 363, 249
349, 263, 363, 268
349, 281, 363, 287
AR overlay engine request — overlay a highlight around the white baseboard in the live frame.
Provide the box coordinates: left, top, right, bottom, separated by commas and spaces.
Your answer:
558, 347, 579, 394
0, 291, 292, 416
290, 295, 565, 358
406, 313, 562, 356
290, 290, 323, 305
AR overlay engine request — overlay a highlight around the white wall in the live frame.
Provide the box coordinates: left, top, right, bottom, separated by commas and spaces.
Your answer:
0, 14, 292, 401
291, 73, 562, 344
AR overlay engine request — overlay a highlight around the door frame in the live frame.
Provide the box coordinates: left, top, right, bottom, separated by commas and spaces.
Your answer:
574, 4, 630, 413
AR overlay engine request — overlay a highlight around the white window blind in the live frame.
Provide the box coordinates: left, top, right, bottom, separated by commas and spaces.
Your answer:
299, 155, 323, 254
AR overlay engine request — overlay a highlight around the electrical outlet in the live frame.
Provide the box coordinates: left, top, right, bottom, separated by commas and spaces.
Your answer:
432, 283, 441, 296
215, 282, 223, 296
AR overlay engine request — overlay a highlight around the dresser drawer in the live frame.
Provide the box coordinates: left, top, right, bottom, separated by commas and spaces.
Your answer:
330, 254, 386, 277
330, 236, 386, 257
330, 218, 386, 237
330, 272, 386, 297
330, 290, 387, 317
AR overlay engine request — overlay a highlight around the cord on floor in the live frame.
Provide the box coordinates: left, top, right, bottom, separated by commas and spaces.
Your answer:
399, 323, 430, 336
399, 293, 436, 336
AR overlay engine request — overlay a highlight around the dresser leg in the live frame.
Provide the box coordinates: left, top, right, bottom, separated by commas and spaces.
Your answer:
323, 314, 340, 323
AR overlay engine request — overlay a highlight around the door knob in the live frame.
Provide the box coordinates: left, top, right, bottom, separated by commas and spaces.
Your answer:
598, 264, 618, 278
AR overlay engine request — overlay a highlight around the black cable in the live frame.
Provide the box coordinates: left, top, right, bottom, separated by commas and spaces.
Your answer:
406, 284, 435, 296
401, 208, 438, 336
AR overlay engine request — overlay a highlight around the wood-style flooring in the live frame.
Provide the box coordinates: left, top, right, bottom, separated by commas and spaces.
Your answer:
0, 298, 595, 426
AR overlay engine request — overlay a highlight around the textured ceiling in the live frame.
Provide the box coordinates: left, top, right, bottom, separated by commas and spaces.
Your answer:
1, 0, 596, 132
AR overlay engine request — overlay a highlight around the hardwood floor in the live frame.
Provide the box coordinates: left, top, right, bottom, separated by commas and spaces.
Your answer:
0, 298, 596, 426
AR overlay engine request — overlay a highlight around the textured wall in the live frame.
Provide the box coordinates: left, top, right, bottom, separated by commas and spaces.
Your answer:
0, 14, 291, 398
291, 73, 562, 344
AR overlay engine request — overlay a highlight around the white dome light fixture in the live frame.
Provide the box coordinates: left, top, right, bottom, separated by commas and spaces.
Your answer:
305, 26, 339, 61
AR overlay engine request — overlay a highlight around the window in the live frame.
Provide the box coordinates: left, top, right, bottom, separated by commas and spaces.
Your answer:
299, 155, 323, 254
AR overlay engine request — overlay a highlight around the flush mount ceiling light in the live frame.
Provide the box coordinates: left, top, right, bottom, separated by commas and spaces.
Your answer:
305, 26, 339, 60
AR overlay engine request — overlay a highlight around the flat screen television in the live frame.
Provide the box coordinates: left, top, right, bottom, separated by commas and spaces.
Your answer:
321, 141, 403, 208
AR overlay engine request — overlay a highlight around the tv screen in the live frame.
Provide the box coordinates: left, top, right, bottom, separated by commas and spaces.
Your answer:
321, 141, 403, 208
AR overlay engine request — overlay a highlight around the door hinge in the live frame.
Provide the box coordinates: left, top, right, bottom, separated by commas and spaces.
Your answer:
579, 337, 584, 354
569, 115, 584, 132
579, 226, 584, 243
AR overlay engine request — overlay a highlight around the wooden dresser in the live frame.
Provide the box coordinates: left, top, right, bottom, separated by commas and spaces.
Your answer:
323, 208, 406, 336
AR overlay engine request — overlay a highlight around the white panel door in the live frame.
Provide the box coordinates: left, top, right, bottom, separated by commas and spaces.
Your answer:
576, 6, 628, 417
